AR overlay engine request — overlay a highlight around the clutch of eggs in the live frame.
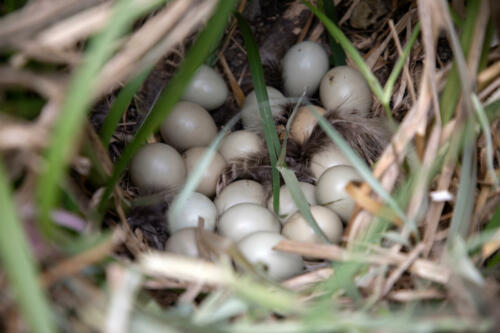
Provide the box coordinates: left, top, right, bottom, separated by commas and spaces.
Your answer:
127, 40, 374, 281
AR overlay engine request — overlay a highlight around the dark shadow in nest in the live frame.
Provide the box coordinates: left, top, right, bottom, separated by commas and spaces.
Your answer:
124, 190, 177, 251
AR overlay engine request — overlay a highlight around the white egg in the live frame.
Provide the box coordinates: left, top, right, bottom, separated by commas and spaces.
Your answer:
237, 231, 303, 281
218, 203, 280, 242
214, 180, 266, 214
130, 143, 185, 192
310, 144, 352, 179
289, 105, 326, 144
316, 165, 363, 221
167, 192, 217, 233
241, 86, 286, 130
183, 147, 227, 197
282, 41, 329, 97
182, 64, 228, 110
267, 182, 317, 223
165, 228, 199, 258
282, 205, 343, 244
319, 66, 372, 116
160, 101, 217, 151
218, 130, 263, 162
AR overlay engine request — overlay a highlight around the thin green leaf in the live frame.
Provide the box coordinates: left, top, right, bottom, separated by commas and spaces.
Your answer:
100, 67, 152, 147
168, 115, 239, 222
382, 24, 421, 104
0, 160, 55, 333
439, 0, 480, 123
277, 94, 305, 166
98, 0, 238, 214
302, 1, 384, 101
277, 166, 330, 243
479, 20, 494, 72
447, 120, 477, 245
38, 0, 164, 237
321, 0, 346, 67
485, 98, 500, 122
235, 12, 282, 213
311, 110, 415, 231
472, 94, 498, 187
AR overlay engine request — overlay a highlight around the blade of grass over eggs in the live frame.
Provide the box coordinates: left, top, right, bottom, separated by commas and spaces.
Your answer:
278, 93, 305, 165
276, 99, 330, 243
98, 0, 238, 215
0, 160, 55, 333
320, 0, 346, 66
440, 0, 480, 124
235, 12, 282, 214
168, 114, 239, 222
302, 1, 384, 102
278, 167, 330, 243
311, 110, 415, 232
37, 0, 165, 238
100, 66, 153, 147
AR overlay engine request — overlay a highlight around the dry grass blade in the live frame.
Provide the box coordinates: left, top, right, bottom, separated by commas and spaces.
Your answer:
139, 252, 234, 286
275, 240, 450, 284
105, 265, 142, 333
96, 0, 205, 95
0, 0, 105, 45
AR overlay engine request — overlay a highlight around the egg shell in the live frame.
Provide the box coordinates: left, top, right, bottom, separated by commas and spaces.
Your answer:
289, 105, 326, 144
215, 180, 266, 215
267, 182, 317, 223
218, 130, 263, 162
218, 203, 281, 242
282, 205, 343, 244
319, 66, 372, 116
310, 144, 352, 179
282, 41, 329, 97
167, 192, 217, 233
316, 165, 363, 221
183, 147, 227, 197
241, 87, 286, 130
182, 64, 228, 110
160, 101, 217, 151
237, 231, 304, 281
130, 143, 186, 192
165, 228, 199, 258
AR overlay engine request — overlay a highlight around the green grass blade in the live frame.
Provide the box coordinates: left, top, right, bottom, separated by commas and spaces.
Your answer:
0, 160, 56, 333
312, 110, 415, 231
485, 205, 500, 268
447, 120, 477, 245
382, 24, 421, 104
321, 0, 346, 67
37, 0, 164, 238
302, 1, 384, 101
168, 115, 239, 222
472, 94, 498, 187
98, 0, 238, 214
439, 0, 480, 123
100, 67, 153, 147
277, 166, 330, 243
235, 12, 282, 213
275, 100, 329, 242
485, 98, 500, 122
479, 20, 494, 72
